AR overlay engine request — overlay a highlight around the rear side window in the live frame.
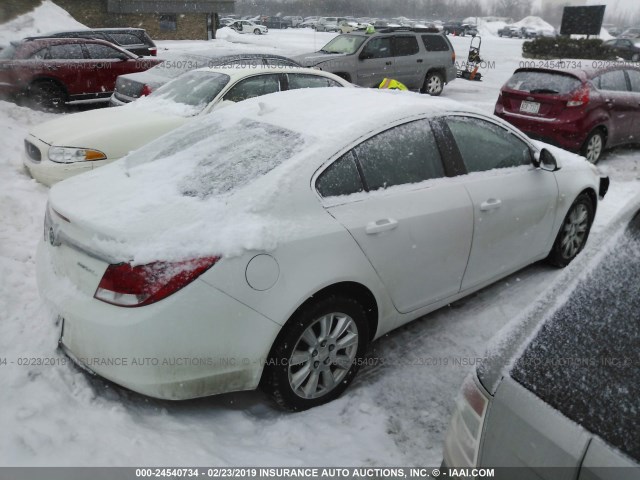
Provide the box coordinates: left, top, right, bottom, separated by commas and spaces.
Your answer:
596, 70, 629, 92
422, 34, 449, 52
48, 44, 84, 60
354, 119, 445, 191
85, 43, 127, 60
108, 33, 144, 45
506, 71, 581, 94
394, 36, 419, 56
316, 152, 363, 198
287, 74, 341, 89
445, 116, 532, 172
627, 70, 640, 93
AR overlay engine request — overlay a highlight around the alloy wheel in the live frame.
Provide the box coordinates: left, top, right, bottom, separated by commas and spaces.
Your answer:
585, 133, 603, 163
288, 312, 359, 400
560, 203, 589, 259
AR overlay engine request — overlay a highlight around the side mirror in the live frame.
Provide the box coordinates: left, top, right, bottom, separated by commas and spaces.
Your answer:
534, 148, 560, 172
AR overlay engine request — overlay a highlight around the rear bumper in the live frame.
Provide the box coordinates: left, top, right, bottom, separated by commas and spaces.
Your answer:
495, 108, 589, 152
36, 240, 281, 400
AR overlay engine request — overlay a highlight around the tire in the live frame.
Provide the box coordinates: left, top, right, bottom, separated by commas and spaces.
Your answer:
547, 193, 595, 267
27, 81, 66, 112
581, 129, 605, 164
254, 28, 261, 35
422, 71, 444, 96
261, 295, 369, 411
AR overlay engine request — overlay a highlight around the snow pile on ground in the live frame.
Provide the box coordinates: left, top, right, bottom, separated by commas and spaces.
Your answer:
513, 16, 555, 34
0, 1, 86, 46
474, 19, 508, 37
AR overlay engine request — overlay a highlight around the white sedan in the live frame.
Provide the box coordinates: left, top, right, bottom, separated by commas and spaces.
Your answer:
37, 88, 609, 411
229, 20, 268, 34
23, 67, 350, 185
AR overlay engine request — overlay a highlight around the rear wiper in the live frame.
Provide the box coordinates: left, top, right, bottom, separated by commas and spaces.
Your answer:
529, 88, 559, 94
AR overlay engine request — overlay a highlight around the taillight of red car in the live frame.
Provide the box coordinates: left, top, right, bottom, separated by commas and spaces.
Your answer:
149, 47, 158, 56
94, 257, 220, 307
140, 84, 153, 97
567, 83, 590, 107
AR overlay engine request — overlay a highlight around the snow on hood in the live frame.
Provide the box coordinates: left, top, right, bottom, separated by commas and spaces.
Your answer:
29, 107, 186, 158
0, 1, 86, 45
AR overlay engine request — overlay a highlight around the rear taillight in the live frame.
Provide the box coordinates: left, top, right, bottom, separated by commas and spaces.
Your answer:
567, 84, 590, 107
452, 51, 456, 63
149, 47, 157, 56
140, 84, 153, 97
443, 374, 490, 467
94, 257, 219, 307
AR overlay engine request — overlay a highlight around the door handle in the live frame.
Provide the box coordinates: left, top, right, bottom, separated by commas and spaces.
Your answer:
365, 218, 398, 234
480, 199, 502, 211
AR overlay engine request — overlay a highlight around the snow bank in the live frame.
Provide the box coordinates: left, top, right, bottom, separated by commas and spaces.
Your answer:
513, 16, 555, 35
0, 1, 86, 46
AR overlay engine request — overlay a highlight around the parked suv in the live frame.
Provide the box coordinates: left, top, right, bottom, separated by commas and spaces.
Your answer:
294, 29, 457, 95
443, 21, 477, 36
26, 28, 157, 56
0, 38, 161, 110
495, 65, 640, 163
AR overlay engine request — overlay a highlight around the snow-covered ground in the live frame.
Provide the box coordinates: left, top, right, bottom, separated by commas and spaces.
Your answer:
1, 11, 639, 467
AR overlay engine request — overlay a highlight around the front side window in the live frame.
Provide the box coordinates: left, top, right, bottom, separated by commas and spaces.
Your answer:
445, 116, 532, 173
48, 43, 84, 60
287, 74, 341, 89
596, 70, 629, 92
316, 152, 363, 198
28, 48, 48, 60
85, 43, 127, 60
361, 37, 392, 59
394, 36, 419, 56
223, 74, 280, 103
354, 119, 445, 191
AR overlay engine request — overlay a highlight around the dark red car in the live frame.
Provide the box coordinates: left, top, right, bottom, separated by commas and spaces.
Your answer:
0, 37, 161, 110
495, 65, 640, 163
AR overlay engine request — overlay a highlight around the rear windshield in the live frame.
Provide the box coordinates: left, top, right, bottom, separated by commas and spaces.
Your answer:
506, 70, 582, 94
126, 118, 304, 199
511, 212, 640, 462
147, 70, 230, 115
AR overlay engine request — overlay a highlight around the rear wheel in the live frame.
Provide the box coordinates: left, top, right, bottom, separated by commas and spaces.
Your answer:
422, 71, 444, 96
261, 295, 368, 411
581, 129, 605, 164
27, 81, 66, 112
547, 193, 595, 267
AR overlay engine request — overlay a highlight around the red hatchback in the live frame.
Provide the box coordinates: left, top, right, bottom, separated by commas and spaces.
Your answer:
0, 37, 161, 110
495, 64, 640, 163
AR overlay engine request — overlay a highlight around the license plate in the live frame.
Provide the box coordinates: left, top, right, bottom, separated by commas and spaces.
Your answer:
520, 101, 540, 114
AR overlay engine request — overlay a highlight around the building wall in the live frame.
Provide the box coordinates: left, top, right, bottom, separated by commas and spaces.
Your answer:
50, 0, 211, 40
0, 0, 42, 23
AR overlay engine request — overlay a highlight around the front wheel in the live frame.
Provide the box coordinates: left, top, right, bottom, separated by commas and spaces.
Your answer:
422, 71, 444, 96
581, 129, 605, 164
261, 295, 369, 411
27, 81, 66, 112
254, 28, 262, 35
547, 193, 595, 267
